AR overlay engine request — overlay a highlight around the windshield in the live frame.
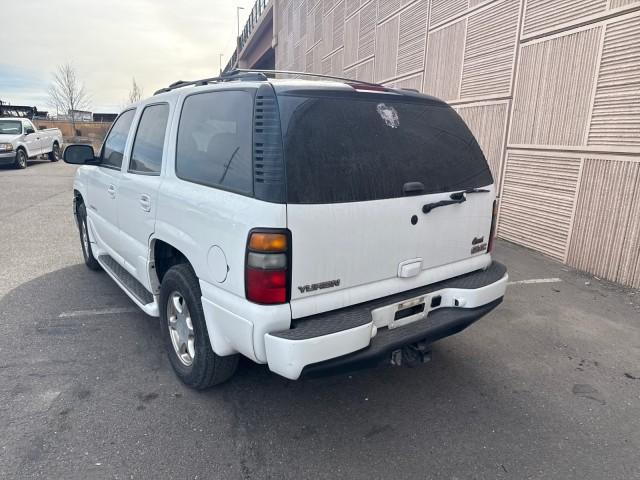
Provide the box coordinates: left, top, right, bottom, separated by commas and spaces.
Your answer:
0, 120, 22, 135
278, 92, 493, 204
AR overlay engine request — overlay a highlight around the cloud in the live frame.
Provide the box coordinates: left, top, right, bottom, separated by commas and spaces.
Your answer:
0, 64, 49, 108
0, 0, 257, 112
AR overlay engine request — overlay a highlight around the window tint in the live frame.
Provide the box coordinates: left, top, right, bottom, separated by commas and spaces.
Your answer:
176, 90, 253, 194
101, 109, 135, 169
278, 93, 493, 204
129, 104, 169, 174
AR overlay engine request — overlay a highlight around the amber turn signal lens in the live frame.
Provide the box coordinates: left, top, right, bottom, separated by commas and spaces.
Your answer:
249, 233, 287, 252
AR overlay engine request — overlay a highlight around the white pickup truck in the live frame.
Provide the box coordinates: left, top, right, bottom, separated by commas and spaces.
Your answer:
63, 70, 507, 389
0, 117, 63, 168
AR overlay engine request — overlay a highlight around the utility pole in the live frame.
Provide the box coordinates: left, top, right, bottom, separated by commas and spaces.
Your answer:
236, 6, 244, 68
219, 53, 224, 74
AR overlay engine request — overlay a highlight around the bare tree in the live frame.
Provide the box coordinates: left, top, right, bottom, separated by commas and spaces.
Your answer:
48, 63, 91, 133
128, 77, 143, 104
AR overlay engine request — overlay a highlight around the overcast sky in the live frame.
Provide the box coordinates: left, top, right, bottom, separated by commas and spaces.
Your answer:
0, 0, 257, 113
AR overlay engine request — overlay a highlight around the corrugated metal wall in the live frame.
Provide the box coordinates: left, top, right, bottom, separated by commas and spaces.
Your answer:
273, 0, 640, 288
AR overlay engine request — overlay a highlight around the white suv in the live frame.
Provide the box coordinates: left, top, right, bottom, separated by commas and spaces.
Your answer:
64, 70, 508, 388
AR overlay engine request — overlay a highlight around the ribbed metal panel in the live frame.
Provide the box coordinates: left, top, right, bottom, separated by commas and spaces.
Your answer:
588, 15, 640, 149
324, 0, 336, 15
375, 16, 400, 81
397, 0, 429, 76
461, 0, 519, 98
523, 0, 606, 36
424, 19, 466, 100
345, 0, 360, 18
387, 73, 424, 90
498, 152, 581, 261
378, 0, 403, 20
343, 9, 359, 65
455, 102, 509, 187
610, 0, 640, 8
300, 1, 307, 37
322, 0, 346, 56
343, 57, 375, 82
567, 158, 640, 288
510, 27, 601, 146
359, 1, 377, 58
430, 0, 467, 27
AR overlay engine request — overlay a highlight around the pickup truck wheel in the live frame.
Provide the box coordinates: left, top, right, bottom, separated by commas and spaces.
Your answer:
14, 149, 27, 169
49, 143, 60, 162
160, 264, 238, 389
78, 203, 101, 271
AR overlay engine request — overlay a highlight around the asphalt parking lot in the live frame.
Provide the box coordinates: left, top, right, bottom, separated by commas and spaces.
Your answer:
1, 159, 639, 479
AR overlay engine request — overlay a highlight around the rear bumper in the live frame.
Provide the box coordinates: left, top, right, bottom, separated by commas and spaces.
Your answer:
264, 262, 507, 380
0, 152, 16, 165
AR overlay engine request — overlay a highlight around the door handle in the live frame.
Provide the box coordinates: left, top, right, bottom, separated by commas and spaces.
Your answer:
107, 184, 116, 198
139, 194, 151, 212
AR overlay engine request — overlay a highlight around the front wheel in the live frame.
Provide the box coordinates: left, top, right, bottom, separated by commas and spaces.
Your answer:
78, 203, 101, 271
159, 263, 238, 389
49, 143, 60, 162
14, 149, 27, 169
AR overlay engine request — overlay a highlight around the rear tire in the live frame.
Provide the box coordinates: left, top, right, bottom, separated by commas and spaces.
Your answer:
49, 143, 60, 162
78, 203, 101, 271
160, 263, 239, 389
14, 149, 27, 169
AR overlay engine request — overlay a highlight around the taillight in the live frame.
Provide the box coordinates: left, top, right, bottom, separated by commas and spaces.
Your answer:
487, 200, 498, 253
245, 230, 290, 304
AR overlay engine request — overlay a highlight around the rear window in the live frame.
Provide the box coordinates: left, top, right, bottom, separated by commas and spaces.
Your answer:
278, 92, 493, 204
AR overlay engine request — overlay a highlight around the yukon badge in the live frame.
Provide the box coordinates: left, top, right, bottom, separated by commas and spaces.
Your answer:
298, 279, 341, 294
471, 236, 487, 254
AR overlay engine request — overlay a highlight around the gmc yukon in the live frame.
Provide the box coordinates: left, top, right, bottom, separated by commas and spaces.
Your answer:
63, 70, 508, 389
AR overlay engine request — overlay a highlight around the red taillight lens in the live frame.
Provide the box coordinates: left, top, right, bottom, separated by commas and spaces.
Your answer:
245, 230, 290, 305
487, 200, 498, 253
246, 268, 287, 304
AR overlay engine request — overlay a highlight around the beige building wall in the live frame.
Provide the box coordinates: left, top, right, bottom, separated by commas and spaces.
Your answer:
274, 0, 640, 288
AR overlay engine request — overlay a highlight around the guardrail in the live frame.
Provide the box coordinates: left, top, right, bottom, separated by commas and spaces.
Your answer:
224, 0, 271, 72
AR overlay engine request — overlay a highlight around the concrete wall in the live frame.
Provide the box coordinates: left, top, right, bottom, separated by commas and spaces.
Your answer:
274, 0, 640, 288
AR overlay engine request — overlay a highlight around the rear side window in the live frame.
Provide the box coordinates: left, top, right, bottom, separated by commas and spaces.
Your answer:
129, 104, 169, 174
176, 90, 253, 194
278, 93, 493, 203
101, 109, 136, 169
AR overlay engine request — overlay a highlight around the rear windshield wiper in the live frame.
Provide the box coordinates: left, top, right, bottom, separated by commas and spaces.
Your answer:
422, 188, 490, 214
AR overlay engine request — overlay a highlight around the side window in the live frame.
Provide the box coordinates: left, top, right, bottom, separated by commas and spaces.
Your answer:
176, 90, 253, 194
101, 109, 136, 169
129, 104, 170, 175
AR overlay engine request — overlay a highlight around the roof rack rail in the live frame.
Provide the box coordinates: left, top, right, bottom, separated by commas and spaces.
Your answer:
153, 71, 269, 95
230, 68, 385, 88
153, 68, 390, 96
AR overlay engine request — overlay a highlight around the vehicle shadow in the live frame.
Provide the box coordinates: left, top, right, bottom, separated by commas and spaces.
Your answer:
0, 263, 568, 479
0, 157, 55, 170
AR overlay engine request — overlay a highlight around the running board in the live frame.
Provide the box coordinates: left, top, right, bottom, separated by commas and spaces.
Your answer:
98, 254, 158, 316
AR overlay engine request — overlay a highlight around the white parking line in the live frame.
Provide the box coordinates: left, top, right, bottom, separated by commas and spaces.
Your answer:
507, 277, 562, 286
58, 307, 139, 318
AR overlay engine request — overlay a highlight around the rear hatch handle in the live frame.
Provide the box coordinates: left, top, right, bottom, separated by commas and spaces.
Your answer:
422, 188, 490, 214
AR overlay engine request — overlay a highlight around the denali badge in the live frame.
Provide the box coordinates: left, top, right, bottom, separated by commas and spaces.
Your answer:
298, 279, 341, 294
471, 243, 487, 254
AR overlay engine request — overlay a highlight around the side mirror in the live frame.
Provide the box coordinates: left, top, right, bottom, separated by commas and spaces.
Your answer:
24, 127, 35, 135
63, 144, 99, 165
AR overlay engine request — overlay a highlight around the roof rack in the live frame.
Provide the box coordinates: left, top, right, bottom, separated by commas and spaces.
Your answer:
231, 68, 385, 88
153, 68, 389, 96
153, 71, 269, 95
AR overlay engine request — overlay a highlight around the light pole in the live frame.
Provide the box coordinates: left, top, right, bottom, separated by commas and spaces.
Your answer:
236, 6, 244, 68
